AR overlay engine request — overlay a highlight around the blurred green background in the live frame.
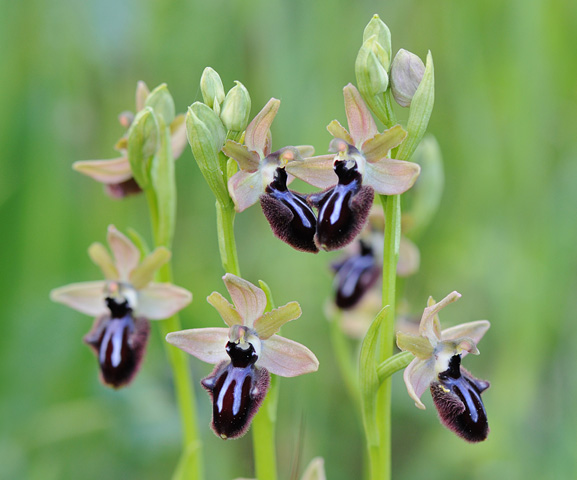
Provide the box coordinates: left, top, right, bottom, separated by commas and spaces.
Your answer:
1, 0, 576, 478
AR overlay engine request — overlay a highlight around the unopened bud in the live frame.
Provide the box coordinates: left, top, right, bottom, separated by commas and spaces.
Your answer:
145, 84, 175, 124
200, 67, 225, 112
355, 36, 389, 97
127, 107, 160, 189
220, 81, 251, 132
390, 49, 425, 107
362, 14, 392, 71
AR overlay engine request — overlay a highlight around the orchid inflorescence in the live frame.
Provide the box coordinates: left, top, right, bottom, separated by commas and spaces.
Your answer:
50, 13, 491, 480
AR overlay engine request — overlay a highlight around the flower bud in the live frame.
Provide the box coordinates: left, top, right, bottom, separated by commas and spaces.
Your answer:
145, 84, 175, 124
186, 102, 230, 205
200, 67, 225, 113
355, 36, 389, 97
220, 81, 251, 132
127, 107, 159, 189
396, 51, 435, 162
390, 49, 425, 107
362, 14, 392, 71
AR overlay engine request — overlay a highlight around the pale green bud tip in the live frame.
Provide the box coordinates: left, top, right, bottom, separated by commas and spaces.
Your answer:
220, 81, 251, 132
200, 67, 225, 110
145, 84, 176, 124
391, 49, 425, 107
363, 14, 392, 70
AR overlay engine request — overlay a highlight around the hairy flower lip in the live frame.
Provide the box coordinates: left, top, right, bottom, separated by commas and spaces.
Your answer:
396, 292, 491, 441
166, 274, 319, 439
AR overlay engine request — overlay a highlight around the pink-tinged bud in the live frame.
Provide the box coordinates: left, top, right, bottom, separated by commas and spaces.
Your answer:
390, 49, 426, 107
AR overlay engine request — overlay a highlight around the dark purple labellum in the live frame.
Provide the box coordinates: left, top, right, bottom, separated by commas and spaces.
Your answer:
260, 167, 319, 253
105, 177, 143, 199
84, 297, 150, 388
201, 362, 269, 439
431, 354, 490, 442
308, 158, 374, 251
332, 240, 381, 309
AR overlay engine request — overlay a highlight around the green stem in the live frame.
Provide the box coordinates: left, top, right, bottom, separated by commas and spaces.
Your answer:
216, 200, 240, 276
145, 182, 203, 480
374, 193, 401, 480
251, 375, 279, 480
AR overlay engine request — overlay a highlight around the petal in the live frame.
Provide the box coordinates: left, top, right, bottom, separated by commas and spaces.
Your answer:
361, 124, 407, 163
327, 119, 354, 145
107, 225, 140, 281
228, 170, 265, 212
419, 291, 461, 343
253, 301, 302, 340
296, 145, 315, 157
88, 242, 118, 280
286, 155, 338, 189
137, 283, 192, 319
222, 274, 267, 327
223, 140, 261, 172
301, 457, 326, 480
363, 158, 421, 195
165, 328, 229, 364
170, 114, 188, 159
441, 320, 490, 358
207, 291, 243, 327
50, 281, 108, 316
258, 335, 319, 377
403, 357, 435, 409
129, 247, 172, 290
73, 157, 133, 184
343, 83, 378, 146
396, 331, 434, 359
244, 98, 280, 155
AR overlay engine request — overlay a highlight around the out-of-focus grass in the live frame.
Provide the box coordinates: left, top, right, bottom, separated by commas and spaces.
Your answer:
1, 0, 576, 478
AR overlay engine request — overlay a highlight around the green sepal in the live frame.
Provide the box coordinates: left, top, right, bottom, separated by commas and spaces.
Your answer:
145, 83, 176, 125
186, 103, 230, 206
359, 305, 388, 447
396, 51, 435, 162
127, 107, 159, 190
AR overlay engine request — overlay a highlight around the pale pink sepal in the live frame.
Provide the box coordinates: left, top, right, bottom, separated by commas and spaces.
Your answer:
170, 114, 188, 159
403, 357, 434, 409
244, 98, 280, 156
207, 291, 243, 327
228, 170, 264, 212
137, 283, 192, 320
363, 158, 421, 195
50, 281, 107, 317
253, 301, 301, 340
343, 83, 378, 147
72, 157, 132, 184
222, 273, 267, 327
419, 292, 461, 343
166, 328, 229, 364
258, 335, 319, 377
107, 225, 141, 281
287, 155, 338, 189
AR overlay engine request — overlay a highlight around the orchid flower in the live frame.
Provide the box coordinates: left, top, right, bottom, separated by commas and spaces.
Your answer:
396, 291, 491, 442
223, 99, 333, 252
73, 81, 187, 198
306, 83, 421, 251
166, 273, 319, 439
50, 225, 192, 388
